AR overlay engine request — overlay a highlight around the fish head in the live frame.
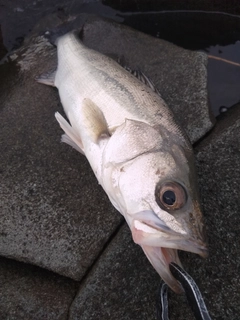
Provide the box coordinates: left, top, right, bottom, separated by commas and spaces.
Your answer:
111, 140, 207, 293
102, 119, 207, 292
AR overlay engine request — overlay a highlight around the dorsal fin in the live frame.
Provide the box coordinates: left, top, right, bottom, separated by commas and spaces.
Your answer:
118, 59, 161, 96
128, 69, 160, 95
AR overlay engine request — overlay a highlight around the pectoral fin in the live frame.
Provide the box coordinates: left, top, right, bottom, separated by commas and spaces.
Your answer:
81, 98, 110, 142
61, 133, 84, 154
55, 112, 84, 154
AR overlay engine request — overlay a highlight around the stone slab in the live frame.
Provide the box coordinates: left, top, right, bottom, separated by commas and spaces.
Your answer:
69, 224, 159, 320
0, 256, 78, 320
69, 104, 240, 319
0, 14, 213, 281
0, 28, 123, 280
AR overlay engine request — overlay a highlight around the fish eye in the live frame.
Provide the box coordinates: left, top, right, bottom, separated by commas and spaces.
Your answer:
155, 181, 187, 211
162, 190, 176, 205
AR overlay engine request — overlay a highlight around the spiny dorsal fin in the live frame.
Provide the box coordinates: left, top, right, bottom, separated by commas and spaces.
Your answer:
81, 98, 109, 142
118, 59, 161, 96
133, 71, 161, 96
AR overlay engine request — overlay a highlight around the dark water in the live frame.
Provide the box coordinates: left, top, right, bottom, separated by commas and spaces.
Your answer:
121, 10, 240, 116
1, 1, 240, 116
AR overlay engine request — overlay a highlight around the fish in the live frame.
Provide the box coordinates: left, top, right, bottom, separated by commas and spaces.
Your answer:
37, 31, 208, 293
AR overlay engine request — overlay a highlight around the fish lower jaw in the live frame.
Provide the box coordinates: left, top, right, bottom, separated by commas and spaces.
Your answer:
130, 220, 207, 293
142, 244, 183, 293
131, 221, 183, 292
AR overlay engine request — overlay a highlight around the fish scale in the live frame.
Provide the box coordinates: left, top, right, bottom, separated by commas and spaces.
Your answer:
56, 33, 177, 131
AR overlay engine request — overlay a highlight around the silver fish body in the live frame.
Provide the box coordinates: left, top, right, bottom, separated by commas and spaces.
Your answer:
38, 31, 208, 293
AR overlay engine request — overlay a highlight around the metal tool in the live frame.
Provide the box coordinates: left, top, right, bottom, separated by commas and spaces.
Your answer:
156, 262, 212, 320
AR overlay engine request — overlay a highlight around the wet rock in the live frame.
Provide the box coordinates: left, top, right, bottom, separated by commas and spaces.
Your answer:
122, 11, 240, 51
207, 55, 240, 117
0, 25, 7, 60
69, 104, 240, 319
0, 14, 213, 282
0, 0, 89, 51
0, 256, 78, 320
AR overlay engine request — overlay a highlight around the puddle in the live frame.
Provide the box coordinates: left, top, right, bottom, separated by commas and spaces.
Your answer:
1, 2, 240, 116
207, 43, 240, 116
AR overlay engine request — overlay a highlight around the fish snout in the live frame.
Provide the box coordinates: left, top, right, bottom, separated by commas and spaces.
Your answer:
185, 237, 208, 259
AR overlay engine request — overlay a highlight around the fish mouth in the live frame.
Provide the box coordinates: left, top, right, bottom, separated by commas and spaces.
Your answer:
130, 210, 208, 293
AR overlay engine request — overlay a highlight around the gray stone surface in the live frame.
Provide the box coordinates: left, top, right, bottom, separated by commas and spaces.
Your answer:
0, 27, 123, 280
69, 224, 159, 320
0, 14, 214, 281
69, 104, 240, 319
0, 256, 78, 320
194, 103, 240, 319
